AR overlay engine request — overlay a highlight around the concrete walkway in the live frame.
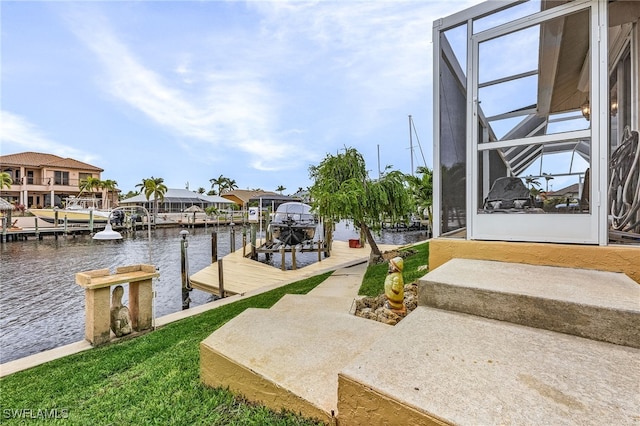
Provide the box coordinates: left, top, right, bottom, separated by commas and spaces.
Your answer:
200, 262, 388, 424
307, 261, 368, 298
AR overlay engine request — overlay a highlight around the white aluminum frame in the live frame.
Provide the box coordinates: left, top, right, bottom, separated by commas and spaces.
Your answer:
434, 0, 610, 244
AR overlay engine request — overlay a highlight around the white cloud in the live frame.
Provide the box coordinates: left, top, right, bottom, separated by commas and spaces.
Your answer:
0, 110, 97, 163
58, 1, 481, 180
250, 1, 475, 121
65, 6, 307, 171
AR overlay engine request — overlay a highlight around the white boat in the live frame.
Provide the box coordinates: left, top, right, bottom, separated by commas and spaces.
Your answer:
268, 202, 317, 246
29, 197, 111, 224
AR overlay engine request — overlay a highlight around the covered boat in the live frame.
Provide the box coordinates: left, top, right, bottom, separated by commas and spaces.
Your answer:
269, 202, 316, 246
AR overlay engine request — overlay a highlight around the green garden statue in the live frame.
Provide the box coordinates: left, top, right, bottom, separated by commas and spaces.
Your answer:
384, 256, 405, 312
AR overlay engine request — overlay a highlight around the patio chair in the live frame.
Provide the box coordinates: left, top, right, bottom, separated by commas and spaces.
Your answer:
483, 177, 534, 212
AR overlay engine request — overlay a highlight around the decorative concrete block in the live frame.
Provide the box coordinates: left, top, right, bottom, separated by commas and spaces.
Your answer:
76, 264, 159, 346
85, 287, 111, 345
129, 280, 153, 331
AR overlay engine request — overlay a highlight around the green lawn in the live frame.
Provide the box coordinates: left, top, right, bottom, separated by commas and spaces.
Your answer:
359, 241, 429, 296
1, 241, 429, 425
0, 273, 331, 425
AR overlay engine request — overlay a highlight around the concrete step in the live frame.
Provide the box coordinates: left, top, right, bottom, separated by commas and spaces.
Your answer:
201, 258, 640, 424
200, 306, 390, 423
418, 258, 640, 348
270, 293, 357, 314
338, 306, 640, 425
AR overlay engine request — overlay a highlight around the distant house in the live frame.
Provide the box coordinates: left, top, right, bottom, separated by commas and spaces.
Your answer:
290, 189, 311, 203
0, 151, 104, 208
120, 188, 234, 213
547, 183, 580, 201
219, 189, 302, 211
220, 190, 280, 207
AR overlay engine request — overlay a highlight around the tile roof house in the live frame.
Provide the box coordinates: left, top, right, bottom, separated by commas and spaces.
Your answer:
547, 183, 580, 199
220, 190, 281, 206
0, 151, 106, 208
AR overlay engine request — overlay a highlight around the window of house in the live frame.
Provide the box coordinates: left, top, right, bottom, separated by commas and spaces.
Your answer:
54, 171, 69, 185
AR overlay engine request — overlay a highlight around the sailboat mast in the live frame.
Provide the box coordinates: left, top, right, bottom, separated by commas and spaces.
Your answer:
409, 115, 414, 176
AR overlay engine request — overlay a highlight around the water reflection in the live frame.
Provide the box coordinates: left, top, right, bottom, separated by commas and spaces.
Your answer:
0, 224, 426, 363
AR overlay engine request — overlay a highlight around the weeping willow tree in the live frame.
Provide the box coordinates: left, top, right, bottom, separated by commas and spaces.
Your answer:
309, 147, 412, 262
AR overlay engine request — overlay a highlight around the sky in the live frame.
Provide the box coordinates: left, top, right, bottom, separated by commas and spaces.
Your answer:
1, 0, 483, 195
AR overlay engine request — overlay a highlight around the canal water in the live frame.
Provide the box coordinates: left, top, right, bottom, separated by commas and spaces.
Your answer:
0, 224, 427, 364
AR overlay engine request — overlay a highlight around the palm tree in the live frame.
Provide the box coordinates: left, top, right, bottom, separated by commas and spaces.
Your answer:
100, 179, 118, 210
0, 172, 13, 190
79, 176, 102, 196
205, 206, 219, 217
121, 190, 138, 201
406, 166, 433, 231
196, 187, 205, 195
209, 175, 226, 196
276, 185, 286, 195
525, 175, 541, 190
137, 177, 167, 223
222, 178, 238, 194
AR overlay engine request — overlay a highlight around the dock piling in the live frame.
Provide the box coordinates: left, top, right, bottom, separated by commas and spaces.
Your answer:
180, 230, 191, 310
291, 247, 297, 270
211, 232, 218, 263
217, 259, 225, 298
230, 223, 236, 253
242, 228, 247, 257
250, 224, 257, 260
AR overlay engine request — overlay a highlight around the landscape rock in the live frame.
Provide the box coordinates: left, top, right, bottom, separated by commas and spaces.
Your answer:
354, 282, 418, 325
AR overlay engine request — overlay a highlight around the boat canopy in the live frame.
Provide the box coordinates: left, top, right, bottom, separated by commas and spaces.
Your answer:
273, 202, 315, 223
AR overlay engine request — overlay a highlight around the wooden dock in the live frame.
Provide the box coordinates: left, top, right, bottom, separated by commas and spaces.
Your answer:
1, 225, 97, 242
0, 216, 150, 242
189, 240, 400, 297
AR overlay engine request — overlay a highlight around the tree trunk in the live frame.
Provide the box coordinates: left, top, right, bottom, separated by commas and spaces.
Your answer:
154, 200, 158, 224
358, 222, 382, 264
